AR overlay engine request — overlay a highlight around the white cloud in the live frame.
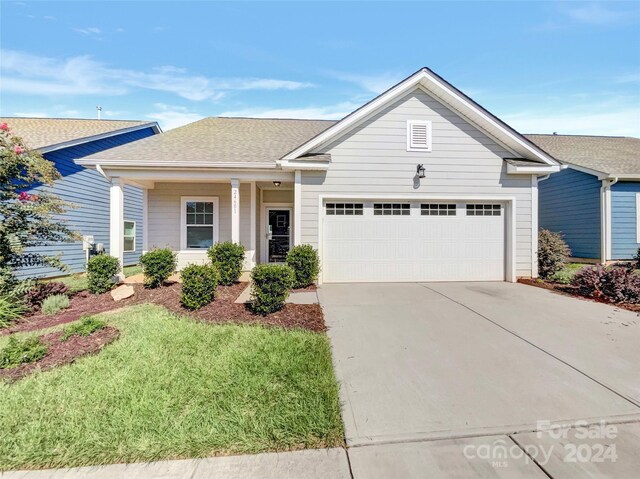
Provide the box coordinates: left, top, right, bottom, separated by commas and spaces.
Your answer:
0, 50, 314, 101
146, 103, 205, 130
326, 70, 404, 94
74, 27, 102, 35
13, 111, 48, 118
218, 101, 360, 120
503, 107, 640, 137
565, 3, 629, 26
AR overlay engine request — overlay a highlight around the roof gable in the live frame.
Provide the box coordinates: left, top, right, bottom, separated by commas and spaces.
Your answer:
281, 68, 559, 166
0, 117, 160, 152
526, 134, 640, 178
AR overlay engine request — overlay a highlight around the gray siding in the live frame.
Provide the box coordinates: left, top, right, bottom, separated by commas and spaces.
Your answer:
300, 88, 535, 277
16, 127, 155, 279
539, 168, 601, 259
148, 182, 253, 269
611, 182, 640, 260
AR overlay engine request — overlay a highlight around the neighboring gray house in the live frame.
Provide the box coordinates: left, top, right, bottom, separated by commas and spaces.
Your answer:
76, 68, 560, 283
531, 134, 640, 263
2, 118, 161, 278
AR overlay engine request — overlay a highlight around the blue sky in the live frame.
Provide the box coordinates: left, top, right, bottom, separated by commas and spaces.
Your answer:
1, 1, 639, 135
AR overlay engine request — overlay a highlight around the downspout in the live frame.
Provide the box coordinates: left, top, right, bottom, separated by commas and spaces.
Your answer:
600, 177, 619, 264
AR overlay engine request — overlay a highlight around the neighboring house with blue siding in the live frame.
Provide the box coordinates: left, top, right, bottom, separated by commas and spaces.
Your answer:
529, 134, 640, 263
2, 118, 161, 278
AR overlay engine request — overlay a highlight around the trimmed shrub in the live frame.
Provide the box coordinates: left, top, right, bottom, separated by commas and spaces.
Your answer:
572, 265, 640, 304
538, 229, 571, 279
0, 294, 27, 328
61, 316, 106, 341
208, 242, 245, 285
634, 248, 640, 270
180, 264, 219, 310
25, 281, 69, 309
139, 248, 177, 288
87, 254, 121, 294
250, 264, 295, 315
0, 336, 48, 369
41, 294, 70, 316
286, 244, 320, 288
572, 265, 605, 297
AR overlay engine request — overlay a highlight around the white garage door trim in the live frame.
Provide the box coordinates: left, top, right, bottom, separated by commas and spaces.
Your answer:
317, 194, 516, 284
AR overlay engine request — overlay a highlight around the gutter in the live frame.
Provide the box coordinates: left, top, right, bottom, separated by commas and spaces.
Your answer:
600, 176, 619, 263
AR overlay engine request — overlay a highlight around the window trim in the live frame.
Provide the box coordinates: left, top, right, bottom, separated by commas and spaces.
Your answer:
636, 193, 640, 243
406, 120, 433, 152
123, 220, 136, 253
180, 196, 219, 250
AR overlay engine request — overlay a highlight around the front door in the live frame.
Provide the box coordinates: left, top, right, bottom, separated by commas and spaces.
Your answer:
267, 209, 291, 263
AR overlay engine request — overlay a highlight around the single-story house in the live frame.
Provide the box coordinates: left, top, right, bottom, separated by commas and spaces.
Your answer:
1, 118, 161, 278
77, 68, 561, 283
531, 134, 640, 263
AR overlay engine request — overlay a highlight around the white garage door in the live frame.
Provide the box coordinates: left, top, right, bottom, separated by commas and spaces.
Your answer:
322, 201, 505, 282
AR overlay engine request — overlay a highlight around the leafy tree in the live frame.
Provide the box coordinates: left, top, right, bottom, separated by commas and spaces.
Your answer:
0, 122, 78, 292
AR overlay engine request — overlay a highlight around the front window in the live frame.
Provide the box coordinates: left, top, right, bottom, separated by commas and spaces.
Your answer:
123, 220, 136, 252
183, 198, 217, 249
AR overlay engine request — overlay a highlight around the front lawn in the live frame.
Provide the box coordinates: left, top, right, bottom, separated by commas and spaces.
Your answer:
0, 304, 343, 470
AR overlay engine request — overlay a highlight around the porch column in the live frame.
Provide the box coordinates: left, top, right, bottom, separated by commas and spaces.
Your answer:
294, 170, 302, 245
231, 178, 240, 243
109, 177, 125, 282
249, 181, 256, 267
142, 188, 148, 253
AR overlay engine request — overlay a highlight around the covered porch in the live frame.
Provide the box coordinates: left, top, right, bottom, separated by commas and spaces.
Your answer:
106, 169, 304, 278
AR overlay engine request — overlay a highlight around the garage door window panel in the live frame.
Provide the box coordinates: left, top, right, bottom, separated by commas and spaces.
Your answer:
373, 203, 410, 216
326, 203, 364, 216
466, 204, 502, 216
421, 204, 457, 216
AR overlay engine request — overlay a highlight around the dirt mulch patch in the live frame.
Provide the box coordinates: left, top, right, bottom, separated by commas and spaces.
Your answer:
0, 326, 119, 382
292, 284, 317, 292
518, 278, 640, 313
4, 282, 325, 335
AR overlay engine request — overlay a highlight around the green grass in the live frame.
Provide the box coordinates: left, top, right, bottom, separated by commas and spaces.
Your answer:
0, 304, 343, 470
44, 265, 143, 294
549, 262, 590, 284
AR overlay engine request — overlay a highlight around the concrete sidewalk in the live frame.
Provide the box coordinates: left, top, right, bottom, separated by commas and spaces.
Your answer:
1, 449, 350, 479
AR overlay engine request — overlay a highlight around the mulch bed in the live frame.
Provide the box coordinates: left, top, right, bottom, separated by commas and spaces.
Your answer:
518, 278, 640, 313
0, 326, 119, 382
4, 282, 325, 336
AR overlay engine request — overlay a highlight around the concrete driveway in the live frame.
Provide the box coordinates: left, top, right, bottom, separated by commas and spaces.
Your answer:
320, 282, 640, 477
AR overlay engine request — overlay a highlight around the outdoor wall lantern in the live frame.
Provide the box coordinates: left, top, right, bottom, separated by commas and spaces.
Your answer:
416, 164, 426, 179
273, 181, 282, 187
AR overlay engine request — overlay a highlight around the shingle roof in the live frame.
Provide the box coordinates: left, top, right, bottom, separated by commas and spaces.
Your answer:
82, 117, 337, 166
526, 134, 640, 176
0, 117, 155, 151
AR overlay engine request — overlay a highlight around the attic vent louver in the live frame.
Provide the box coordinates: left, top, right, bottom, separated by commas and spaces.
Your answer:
407, 120, 432, 151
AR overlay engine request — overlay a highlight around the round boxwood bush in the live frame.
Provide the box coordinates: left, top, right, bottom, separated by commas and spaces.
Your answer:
538, 229, 571, 279
207, 242, 245, 285
285, 244, 319, 288
250, 264, 295, 315
180, 264, 219, 310
139, 248, 177, 288
87, 254, 121, 294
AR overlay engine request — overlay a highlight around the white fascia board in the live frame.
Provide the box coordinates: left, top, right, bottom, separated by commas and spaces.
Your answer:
278, 159, 330, 171
98, 167, 294, 182
38, 123, 160, 154
76, 159, 277, 169
506, 164, 561, 175
563, 163, 609, 180
282, 68, 558, 166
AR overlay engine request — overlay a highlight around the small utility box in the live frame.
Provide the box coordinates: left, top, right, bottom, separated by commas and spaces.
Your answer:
82, 235, 94, 251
